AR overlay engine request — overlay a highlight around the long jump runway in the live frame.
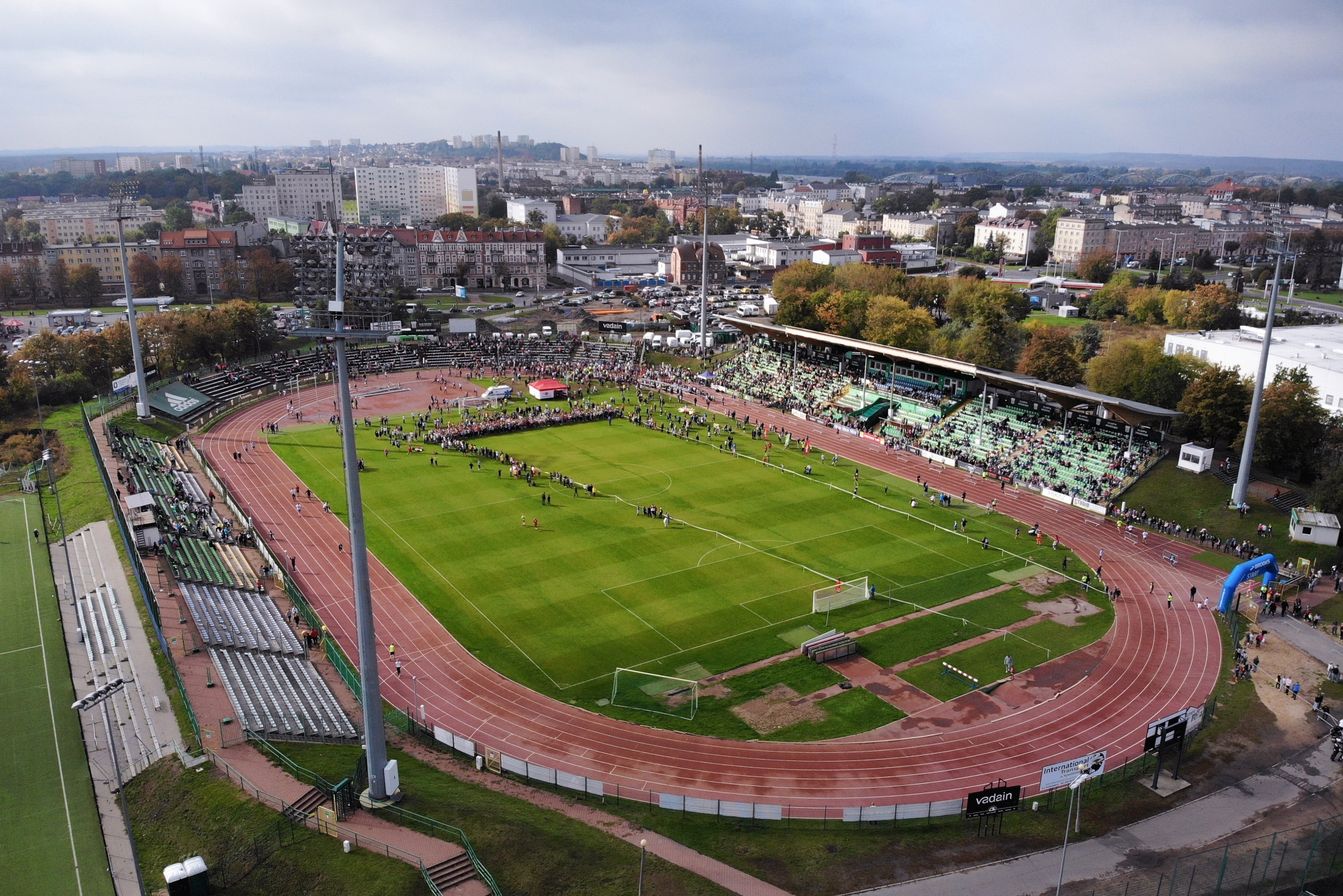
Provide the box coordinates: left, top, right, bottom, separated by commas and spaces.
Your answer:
197, 372, 1222, 815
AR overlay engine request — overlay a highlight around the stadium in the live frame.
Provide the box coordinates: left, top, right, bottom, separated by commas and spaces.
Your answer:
105, 325, 1229, 822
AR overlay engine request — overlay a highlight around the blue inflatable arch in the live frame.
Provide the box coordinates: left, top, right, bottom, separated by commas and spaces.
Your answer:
1218, 553, 1278, 613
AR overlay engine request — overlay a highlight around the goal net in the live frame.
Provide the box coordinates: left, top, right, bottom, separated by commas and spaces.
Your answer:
812, 576, 870, 614
610, 668, 699, 720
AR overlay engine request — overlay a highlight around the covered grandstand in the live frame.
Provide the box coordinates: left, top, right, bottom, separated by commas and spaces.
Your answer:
714, 318, 1180, 508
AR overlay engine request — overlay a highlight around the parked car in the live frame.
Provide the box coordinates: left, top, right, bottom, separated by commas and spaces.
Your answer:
415, 286, 432, 293
515, 291, 525, 298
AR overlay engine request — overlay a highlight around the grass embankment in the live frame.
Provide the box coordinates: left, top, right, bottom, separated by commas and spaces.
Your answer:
1123, 455, 1341, 569
275, 743, 732, 896
126, 759, 423, 896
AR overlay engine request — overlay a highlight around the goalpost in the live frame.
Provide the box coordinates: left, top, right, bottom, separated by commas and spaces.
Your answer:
610, 668, 699, 720
812, 575, 870, 614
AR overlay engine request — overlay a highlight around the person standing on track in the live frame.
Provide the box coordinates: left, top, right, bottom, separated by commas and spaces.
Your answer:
1167, 592, 1173, 610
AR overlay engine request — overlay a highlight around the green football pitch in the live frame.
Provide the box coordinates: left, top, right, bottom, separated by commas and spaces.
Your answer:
272, 416, 1089, 712
0, 494, 113, 896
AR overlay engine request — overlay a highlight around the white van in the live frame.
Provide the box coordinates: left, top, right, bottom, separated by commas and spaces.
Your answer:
737, 303, 761, 317
481, 384, 513, 400
541, 325, 553, 336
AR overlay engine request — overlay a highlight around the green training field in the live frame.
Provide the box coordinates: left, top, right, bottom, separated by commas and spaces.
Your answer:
0, 495, 114, 896
272, 415, 1093, 718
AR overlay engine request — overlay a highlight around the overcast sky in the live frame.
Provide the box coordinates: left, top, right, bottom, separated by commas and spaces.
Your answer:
5, 0, 1341, 160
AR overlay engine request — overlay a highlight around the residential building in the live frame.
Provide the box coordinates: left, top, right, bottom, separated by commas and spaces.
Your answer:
116, 155, 143, 173
275, 169, 341, 221
45, 241, 160, 293
412, 227, 546, 291
555, 213, 618, 243
506, 198, 557, 226
1112, 202, 1182, 225
1206, 180, 1242, 202
560, 146, 583, 164
18, 199, 164, 245
52, 158, 107, 177
586, 146, 599, 162
820, 209, 867, 240
442, 167, 479, 217
668, 241, 726, 286
157, 229, 243, 297
973, 219, 1038, 261
238, 182, 281, 221
1052, 217, 1112, 267
648, 148, 676, 168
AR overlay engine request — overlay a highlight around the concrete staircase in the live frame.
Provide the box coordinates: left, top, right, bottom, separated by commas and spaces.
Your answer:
425, 854, 489, 896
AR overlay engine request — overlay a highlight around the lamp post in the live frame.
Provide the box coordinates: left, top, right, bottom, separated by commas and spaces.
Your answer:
1055, 762, 1100, 895
637, 838, 648, 896
110, 181, 151, 419
73, 677, 146, 896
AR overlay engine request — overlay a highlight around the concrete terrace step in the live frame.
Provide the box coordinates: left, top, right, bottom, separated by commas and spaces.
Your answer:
426, 853, 480, 892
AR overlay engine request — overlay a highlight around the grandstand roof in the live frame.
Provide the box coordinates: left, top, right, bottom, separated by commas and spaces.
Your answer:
722, 317, 978, 376
722, 317, 1180, 423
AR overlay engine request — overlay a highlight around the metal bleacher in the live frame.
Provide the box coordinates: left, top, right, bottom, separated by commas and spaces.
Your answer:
181, 583, 302, 654
208, 648, 357, 740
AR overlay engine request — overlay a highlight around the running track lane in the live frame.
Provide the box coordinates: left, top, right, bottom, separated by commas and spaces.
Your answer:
196, 373, 1222, 816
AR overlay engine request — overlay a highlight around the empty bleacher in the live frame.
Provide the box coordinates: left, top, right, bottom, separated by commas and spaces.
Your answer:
208, 648, 357, 740
181, 583, 302, 654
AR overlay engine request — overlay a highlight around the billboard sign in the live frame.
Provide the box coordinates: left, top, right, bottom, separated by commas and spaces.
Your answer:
1145, 710, 1188, 753
1040, 750, 1108, 792
965, 785, 1021, 818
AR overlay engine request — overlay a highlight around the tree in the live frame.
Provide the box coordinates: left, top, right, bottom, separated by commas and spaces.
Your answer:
17, 257, 44, 302
140, 221, 163, 241
158, 256, 185, 298
0, 264, 15, 305
47, 258, 69, 302
1018, 326, 1082, 385
1178, 365, 1250, 446
1126, 287, 1166, 324
162, 201, 192, 231
433, 212, 482, 230
244, 248, 293, 299
1234, 368, 1328, 480
541, 224, 564, 265
526, 209, 546, 230
1085, 337, 1192, 408
1073, 322, 1103, 362
69, 263, 102, 302
1077, 247, 1115, 283
222, 204, 255, 225
955, 304, 1026, 369
129, 252, 160, 297
1163, 283, 1240, 331
862, 296, 936, 352
815, 290, 868, 339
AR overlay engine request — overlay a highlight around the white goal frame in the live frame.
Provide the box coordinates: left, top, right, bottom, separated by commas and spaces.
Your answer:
610, 667, 699, 720
812, 576, 870, 614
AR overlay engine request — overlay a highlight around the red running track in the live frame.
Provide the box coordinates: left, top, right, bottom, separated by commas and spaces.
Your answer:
198, 371, 1223, 815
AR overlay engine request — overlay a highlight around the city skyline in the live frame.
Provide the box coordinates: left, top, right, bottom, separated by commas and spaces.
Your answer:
3, 0, 1341, 160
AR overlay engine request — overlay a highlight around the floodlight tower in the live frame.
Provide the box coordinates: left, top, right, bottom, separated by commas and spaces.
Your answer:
110, 181, 152, 419
293, 233, 395, 803
1230, 215, 1290, 509
698, 145, 709, 357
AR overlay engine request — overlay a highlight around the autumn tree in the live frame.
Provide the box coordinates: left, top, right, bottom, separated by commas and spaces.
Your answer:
1084, 337, 1192, 408
47, 258, 70, 302
1018, 326, 1082, 385
17, 257, 44, 303
67, 264, 103, 302
1125, 287, 1167, 324
129, 252, 160, 297
1162, 283, 1240, 330
0, 263, 16, 305
1233, 367, 1328, 480
158, 256, 185, 298
1177, 365, 1250, 446
815, 290, 868, 338
1076, 247, 1115, 283
862, 296, 936, 352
